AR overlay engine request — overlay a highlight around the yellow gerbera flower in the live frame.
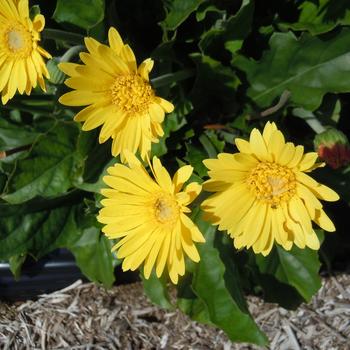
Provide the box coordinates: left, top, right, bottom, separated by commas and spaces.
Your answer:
201, 122, 339, 256
0, 0, 51, 104
97, 153, 204, 284
58, 27, 174, 162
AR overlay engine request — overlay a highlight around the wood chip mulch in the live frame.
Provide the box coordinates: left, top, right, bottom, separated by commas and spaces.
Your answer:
0, 274, 349, 349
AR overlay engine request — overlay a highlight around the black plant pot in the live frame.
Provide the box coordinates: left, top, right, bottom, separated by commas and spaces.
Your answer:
0, 249, 84, 301
0, 249, 139, 301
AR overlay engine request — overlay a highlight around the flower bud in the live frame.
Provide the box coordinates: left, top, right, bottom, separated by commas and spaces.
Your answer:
47, 58, 66, 85
314, 128, 350, 169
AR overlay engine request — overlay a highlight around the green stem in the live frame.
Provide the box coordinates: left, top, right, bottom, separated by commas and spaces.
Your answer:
151, 69, 195, 88
305, 118, 326, 134
60, 45, 85, 62
42, 29, 85, 44
293, 108, 327, 134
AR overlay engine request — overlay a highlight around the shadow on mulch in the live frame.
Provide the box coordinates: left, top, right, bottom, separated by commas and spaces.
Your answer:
0, 274, 349, 349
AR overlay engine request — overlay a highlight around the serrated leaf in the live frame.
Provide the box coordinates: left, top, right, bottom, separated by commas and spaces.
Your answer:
2, 122, 83, 204
256, 245, 321, 302
204, 130, 225, 153
161, 0, 204, 31
199, 0, 254, 56
142, 271, 174, 310
191, 211, 268, 345
234, 29, 350, 111
53, 0, 105, 30
280, 0, 350, 35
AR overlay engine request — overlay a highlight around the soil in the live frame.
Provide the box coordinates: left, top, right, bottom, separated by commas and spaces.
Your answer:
0, 274, 349, 349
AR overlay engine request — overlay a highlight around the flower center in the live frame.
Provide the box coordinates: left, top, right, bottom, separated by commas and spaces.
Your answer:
247, 162, 296, 208
4, 24, 32, 57
153, 194, 179, 224
110, 74, 154, 114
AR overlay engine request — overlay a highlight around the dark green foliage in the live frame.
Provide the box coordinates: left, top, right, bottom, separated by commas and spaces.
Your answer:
1, 0, 350, 345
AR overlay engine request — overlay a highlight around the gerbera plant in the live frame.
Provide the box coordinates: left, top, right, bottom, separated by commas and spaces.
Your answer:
0, 0, 51, 104
97, 153, 204, 284
202, 122, 339, 255
59, 27, 174, 161
1, 0, 350, 347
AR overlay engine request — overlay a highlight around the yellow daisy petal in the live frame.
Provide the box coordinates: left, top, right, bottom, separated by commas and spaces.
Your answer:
202, 121, 339, 255
98, 158, 204, 284
249, 128, 271, 161
298, 152, 319, 172
235, 138, 251, 154
59, 27, 173, 161
287, 145, 304, 168
120, 44, 137, 71
305, 230, 320, 250
138, 58, 154, 81
262, 121, 277, 143
108, 27, 124, 54
58, 62, 81, 77
0, 1, 51, 104
173, 165, 193, 192
314, 209, 336, 232
268, 130, 285, 160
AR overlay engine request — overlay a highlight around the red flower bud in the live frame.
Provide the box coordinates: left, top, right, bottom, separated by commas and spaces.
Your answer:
314, 128, 350, 169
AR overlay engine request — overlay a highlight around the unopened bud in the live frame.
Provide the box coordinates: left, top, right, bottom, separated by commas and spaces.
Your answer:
47, 58, 66, 85
314, 128, 350, 169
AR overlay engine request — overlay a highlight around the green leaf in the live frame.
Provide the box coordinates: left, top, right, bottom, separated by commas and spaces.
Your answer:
191, 211, 268, 345
177, 274, 211, 324
185, 143, 207, 177
53, 0, 105, 30
0, 201, 116, 287
152, 112, 187, 157
196, 2, 225, 22
68, 225, 117, 288
9, 254, 26, 280
280, 0, 350, 35
199, 0, 254, 55
142, 271, 174, 310
75, 158, 117, 194
3, 122, 83, 204
234, 29, 350, 111
0, 205, 78, 260
0, 118, 39, 151
190, 54, 240, 116
256, 245, 321, 302
203, 130, 225, 153
161, 0, 204, 31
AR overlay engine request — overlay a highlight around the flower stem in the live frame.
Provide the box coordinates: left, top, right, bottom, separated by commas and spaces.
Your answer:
60, 45, 85, 62
293, 108, 327, 134
42, 29, 85, 44
151, 69, 195, 88
305, 118, 326, 134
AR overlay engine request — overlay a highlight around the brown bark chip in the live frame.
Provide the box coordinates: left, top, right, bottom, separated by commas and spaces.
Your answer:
0, 275, 349, 349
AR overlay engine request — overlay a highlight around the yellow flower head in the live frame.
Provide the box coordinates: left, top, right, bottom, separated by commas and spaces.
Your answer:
202, 122, 339, 256
97, 153, 204, 284
59, 27, 174, 162
0, 0, 51, 104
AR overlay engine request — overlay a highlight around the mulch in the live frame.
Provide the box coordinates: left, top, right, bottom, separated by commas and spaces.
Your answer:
0, 274, 349, 349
